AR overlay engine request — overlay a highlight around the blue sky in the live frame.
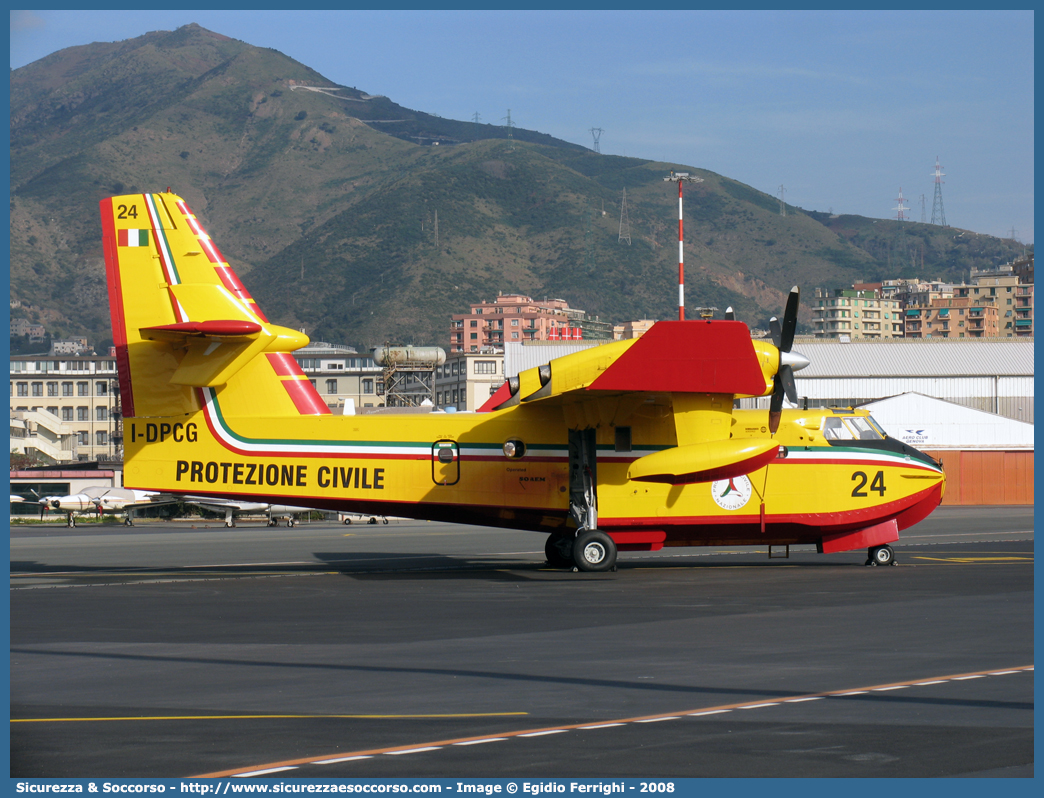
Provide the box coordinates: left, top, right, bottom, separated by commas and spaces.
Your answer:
11, 9, 1035, 244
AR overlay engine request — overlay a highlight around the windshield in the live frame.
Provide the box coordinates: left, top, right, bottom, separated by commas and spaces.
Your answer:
822, 415, 885, 441
845, 416, 884, 440
822, 417, 854, 440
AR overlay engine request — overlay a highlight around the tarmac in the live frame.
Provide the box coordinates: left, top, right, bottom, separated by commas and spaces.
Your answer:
10, 505, 1034, 778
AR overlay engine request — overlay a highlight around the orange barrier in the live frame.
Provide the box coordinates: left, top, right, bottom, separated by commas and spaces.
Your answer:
925, 450, 1034, 505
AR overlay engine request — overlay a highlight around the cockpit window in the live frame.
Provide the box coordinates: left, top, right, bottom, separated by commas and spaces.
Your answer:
845, 416, 884, 440
822, 417, 855, 440
822, 415, 885, 441
865, 415, 888, 438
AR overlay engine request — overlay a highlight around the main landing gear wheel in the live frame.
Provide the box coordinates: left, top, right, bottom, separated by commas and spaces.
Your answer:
225, 520, 236, 528
866, 545, 895, 567
286, 518, 296, 527
572, 529, 618, 573
544, 534, 574, 568
343, 517, 352, 525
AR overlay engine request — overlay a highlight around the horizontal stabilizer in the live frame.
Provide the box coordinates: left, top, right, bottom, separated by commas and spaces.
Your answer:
627, 439, 779, 485
140, 320, 263, 342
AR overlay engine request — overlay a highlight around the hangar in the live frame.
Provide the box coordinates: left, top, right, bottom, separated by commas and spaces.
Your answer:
783, 337, 1034, 423
860, 392, 1033, 506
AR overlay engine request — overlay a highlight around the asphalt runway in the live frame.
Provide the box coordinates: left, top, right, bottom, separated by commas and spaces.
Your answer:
10, 506, 1034, 778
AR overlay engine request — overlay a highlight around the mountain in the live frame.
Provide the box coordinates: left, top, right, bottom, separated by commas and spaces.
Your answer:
10, 23, 1028, 351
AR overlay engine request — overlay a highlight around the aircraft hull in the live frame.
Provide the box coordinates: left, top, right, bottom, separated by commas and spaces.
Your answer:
121, 389, 945, 553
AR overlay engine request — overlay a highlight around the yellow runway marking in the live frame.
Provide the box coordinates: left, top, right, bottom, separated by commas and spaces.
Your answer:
11, 712, 528, 724
192, 664, 1033, 778
911, 556, 1033, 563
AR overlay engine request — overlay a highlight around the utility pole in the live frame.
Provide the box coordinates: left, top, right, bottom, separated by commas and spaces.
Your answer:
894, 187, 909, 221
590, 127, 603, 153
502, 110, 514, 150
472, 112, 481, 123
777, 185, 786, 216
618, 187, 631, 245
664, 171, 703, 321
931, 156, 947, 226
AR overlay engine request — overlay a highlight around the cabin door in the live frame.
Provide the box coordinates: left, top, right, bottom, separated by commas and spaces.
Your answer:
432, 440, 460, 486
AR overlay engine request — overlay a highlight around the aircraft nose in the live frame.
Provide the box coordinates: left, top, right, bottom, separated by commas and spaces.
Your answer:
780, 349, 810, 372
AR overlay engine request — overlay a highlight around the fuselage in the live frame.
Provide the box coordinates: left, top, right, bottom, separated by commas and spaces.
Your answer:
124, 389, 944, 550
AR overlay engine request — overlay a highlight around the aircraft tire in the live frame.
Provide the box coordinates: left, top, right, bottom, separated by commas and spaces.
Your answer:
544, 534, 574, 568
869, 545, 894, 567
343, 518, 352, 525
572, 529, 617, 573
286, 519, 295, 527
382, 517, 389, 524
368, 517, 377, 525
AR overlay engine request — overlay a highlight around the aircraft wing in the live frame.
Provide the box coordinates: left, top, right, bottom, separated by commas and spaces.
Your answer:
482, 320, 775, 412
481, 320, 784, 485
179, 496, 271, 513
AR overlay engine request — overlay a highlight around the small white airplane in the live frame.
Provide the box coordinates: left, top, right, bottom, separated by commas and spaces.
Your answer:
32, 486, 319, 528
41, 487, 173, 527
181, 497, 318, 528
13, 490, 77, 521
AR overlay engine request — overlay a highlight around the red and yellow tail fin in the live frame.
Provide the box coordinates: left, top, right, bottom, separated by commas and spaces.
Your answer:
101, 191, 328, 419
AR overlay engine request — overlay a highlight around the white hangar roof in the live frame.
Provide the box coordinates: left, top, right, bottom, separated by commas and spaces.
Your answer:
860, 392, 1034, 450
789, 338, 1034, 378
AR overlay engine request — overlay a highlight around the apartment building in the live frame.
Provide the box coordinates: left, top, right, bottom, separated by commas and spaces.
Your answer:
952, 263, 1033, 338
449, 294, 612, 353
10, 353, 121, 462
812, 288, 903, 339
904, 297, 999, 339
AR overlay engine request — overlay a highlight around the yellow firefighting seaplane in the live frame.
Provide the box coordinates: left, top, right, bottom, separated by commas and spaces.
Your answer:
101, 190, 945, 572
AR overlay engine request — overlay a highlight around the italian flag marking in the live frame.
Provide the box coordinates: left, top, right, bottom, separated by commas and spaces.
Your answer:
118, 229, 149, 247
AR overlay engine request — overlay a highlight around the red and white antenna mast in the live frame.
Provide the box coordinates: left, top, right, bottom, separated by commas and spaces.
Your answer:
664, 170, 703, 320
894, 187, 910, 221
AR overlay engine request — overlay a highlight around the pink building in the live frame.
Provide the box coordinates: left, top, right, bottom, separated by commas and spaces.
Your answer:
449, 294, 581, 353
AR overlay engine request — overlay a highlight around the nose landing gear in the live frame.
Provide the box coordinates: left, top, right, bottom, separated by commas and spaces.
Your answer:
866, 545, 896, 566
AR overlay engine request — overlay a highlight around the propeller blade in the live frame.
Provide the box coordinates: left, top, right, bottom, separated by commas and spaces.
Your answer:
769, 316, 782, 349
780, 364, 798, 405
779, 285, 799, 353
768, 375, 785, 434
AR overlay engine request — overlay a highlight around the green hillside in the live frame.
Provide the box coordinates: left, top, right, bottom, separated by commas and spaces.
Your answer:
9, 23, 1028, 352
